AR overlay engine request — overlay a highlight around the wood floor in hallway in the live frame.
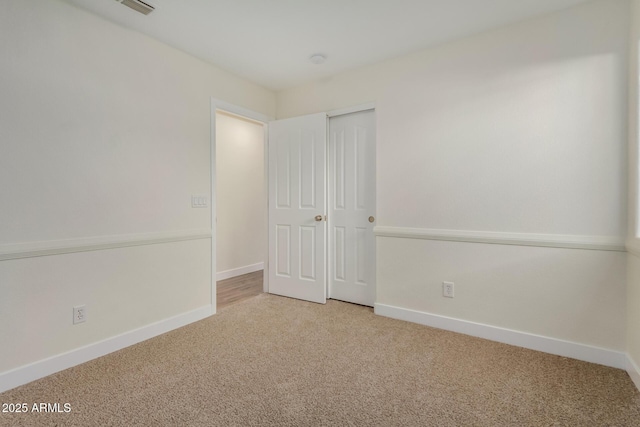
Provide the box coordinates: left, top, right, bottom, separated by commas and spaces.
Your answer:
217, 270, 263, 309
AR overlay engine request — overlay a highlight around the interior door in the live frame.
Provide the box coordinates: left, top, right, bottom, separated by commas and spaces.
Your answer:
268, 113, 327, 303
328, 110, 376, 306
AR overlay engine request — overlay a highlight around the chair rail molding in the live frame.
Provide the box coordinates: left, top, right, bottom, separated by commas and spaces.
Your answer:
373, 226, 625, 252
0, 229, 212, 261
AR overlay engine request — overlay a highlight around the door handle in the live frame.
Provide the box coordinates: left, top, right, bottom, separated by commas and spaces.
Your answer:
315, 215, 323, 222
368, 216, 375, 223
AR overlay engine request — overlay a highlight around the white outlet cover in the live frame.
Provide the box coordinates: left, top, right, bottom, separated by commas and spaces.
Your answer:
73, 305, 87, 324
443, 282, 455, 298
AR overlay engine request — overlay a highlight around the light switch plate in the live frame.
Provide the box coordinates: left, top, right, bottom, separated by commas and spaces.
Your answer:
191, 195, 208, 208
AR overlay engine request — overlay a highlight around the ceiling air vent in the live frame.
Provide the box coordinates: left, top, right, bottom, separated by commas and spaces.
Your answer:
118, 0, 155, 15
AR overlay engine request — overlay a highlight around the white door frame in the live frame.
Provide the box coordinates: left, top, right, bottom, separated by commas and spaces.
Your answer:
210, 98, 273, 312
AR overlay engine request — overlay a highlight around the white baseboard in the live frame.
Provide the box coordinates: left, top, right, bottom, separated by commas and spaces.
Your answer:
627, 354, 640, 392
217, 262, 264, 281
0, 305, 214, 394
374, 303, 626, 370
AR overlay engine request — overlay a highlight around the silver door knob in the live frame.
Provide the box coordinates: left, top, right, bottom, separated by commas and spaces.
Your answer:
315, 215, 323, 222
368, 216, 375, 223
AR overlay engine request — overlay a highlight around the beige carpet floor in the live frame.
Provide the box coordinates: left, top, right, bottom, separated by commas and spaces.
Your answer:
1, 293, 639, 426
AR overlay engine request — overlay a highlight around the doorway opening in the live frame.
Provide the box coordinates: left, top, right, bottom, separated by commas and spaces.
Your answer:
214, 109, 267, 310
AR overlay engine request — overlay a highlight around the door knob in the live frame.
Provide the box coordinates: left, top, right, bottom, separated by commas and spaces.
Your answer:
315, 215, 323, 222
368, 216, 375, 223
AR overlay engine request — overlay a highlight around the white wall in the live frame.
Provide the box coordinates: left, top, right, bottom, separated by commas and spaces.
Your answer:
627, 0, 640, 389
0, 0, 275, 386
278, 0, 629, 356
378, 238, 625, 350
215, 112, 265, 276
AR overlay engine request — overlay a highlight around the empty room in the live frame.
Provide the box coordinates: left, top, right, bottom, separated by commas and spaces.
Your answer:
1, 0, 640, 425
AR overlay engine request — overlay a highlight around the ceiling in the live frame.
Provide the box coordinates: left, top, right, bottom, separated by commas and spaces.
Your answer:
63, 0, 590, 91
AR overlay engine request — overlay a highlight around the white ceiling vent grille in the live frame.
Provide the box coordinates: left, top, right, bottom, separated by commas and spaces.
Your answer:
118, 0, 155, 15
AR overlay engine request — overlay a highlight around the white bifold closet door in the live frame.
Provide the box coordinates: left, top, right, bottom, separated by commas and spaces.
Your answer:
328, 110, 376, 307
267, 110, 376, 307
268, 113, 327, 304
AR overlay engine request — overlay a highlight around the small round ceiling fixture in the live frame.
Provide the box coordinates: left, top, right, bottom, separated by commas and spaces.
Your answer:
309, 54, 326, 65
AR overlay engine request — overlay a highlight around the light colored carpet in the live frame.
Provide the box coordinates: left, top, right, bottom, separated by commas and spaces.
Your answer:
1, 293, 639, 426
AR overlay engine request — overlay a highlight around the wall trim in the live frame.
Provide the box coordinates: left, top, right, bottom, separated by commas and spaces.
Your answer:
0, 230, 212, 262
374, 303, 626, 369
0, 304, 214, 394
374, 226, 625, 252
627, 354, 640, 392
217, 262, 264, 281
211, 98, 274, 124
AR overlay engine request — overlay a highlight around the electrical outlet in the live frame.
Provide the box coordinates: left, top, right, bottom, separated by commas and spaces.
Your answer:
73, 305, 87, 324
443, 282, 454, 298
